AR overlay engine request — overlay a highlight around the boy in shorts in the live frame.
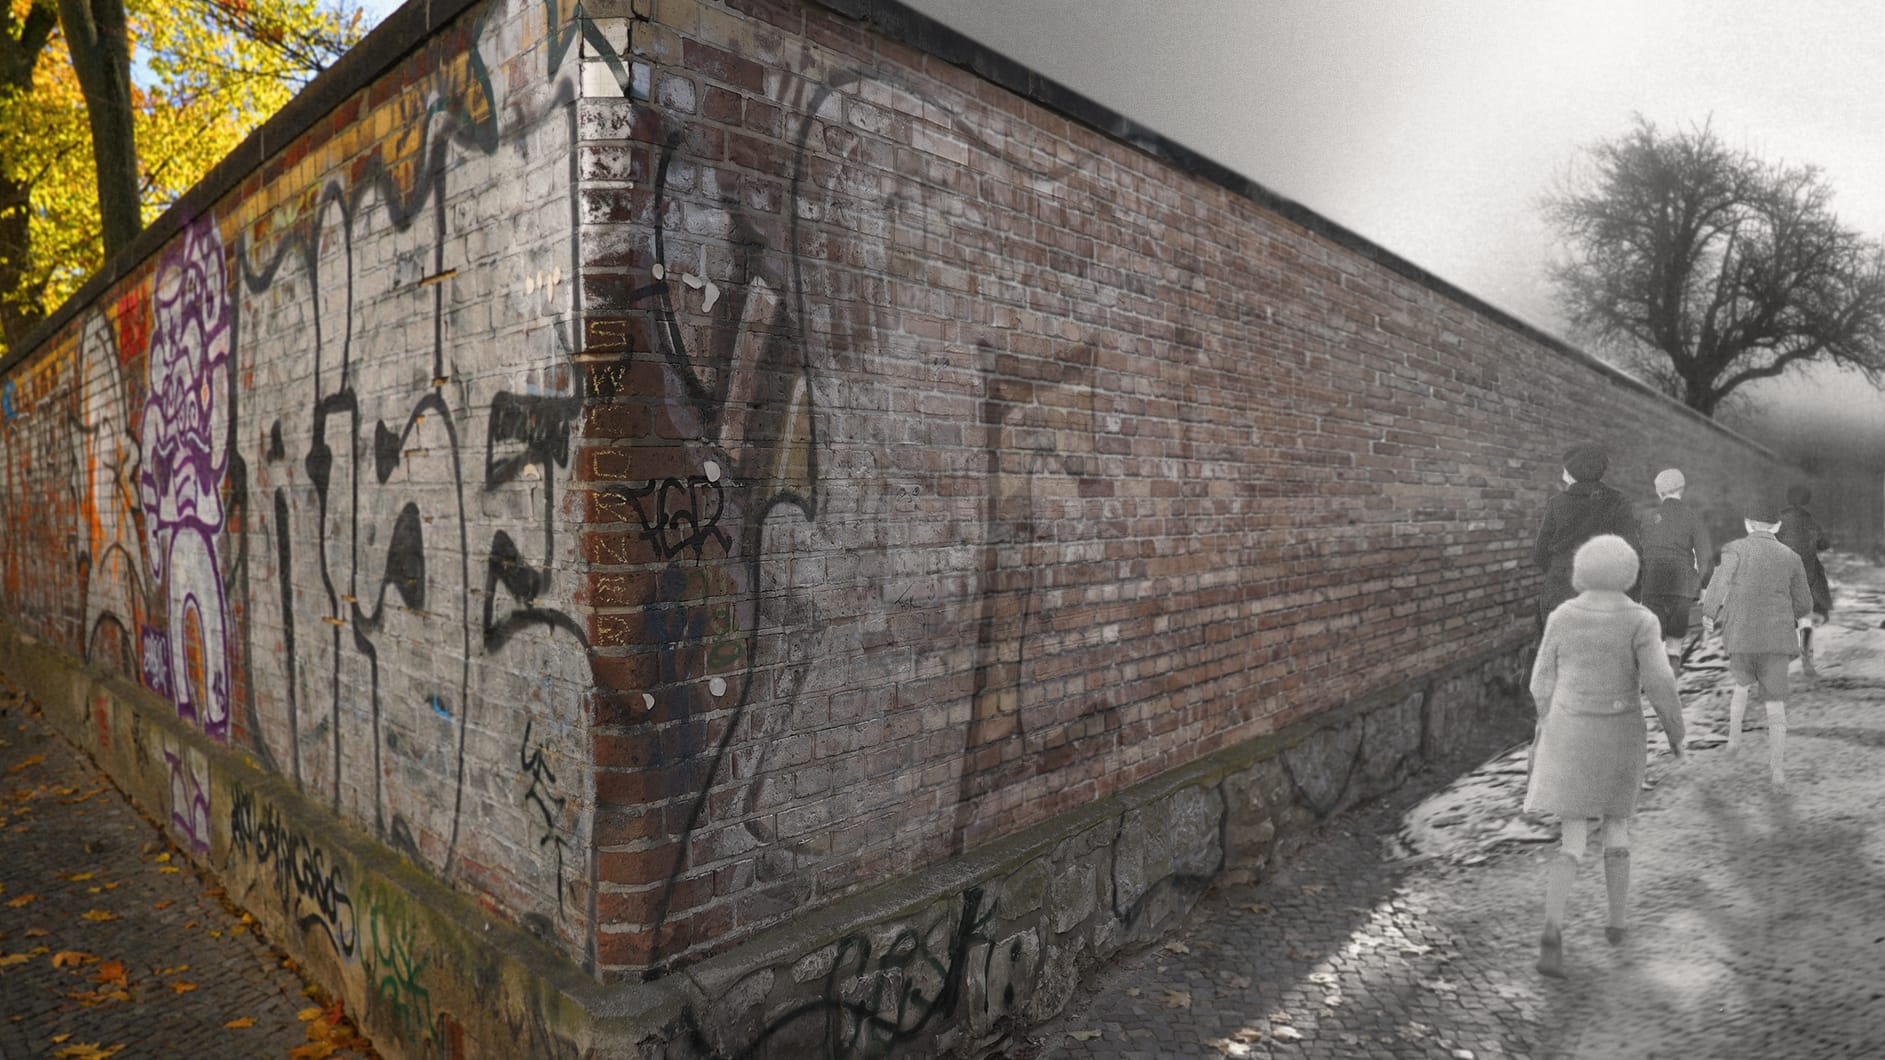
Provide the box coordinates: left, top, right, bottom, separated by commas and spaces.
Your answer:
1639, 469, 1712, 675
1700, 501, 1813, 788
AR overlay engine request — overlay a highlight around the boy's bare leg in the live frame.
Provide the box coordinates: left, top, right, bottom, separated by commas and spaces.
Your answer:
1767, 700, 1788, 788
1726, 684, 1750, 753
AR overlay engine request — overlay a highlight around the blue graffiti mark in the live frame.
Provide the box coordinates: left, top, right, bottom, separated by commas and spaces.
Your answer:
0, 379, 15, 421
430, 694, 453, 720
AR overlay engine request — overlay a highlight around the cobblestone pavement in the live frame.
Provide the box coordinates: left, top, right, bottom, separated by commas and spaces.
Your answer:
0, 676, 375, 1058
1020, 557, 1885, 1060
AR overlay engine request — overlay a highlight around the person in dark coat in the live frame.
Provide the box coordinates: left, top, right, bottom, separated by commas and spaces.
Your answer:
1533, 445, 1641, 633
1638, 468, 1712, 675
1777, 485, 1833, 677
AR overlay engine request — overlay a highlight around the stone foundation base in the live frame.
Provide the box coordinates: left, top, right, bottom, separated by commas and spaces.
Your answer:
0, 620, 1531, 1058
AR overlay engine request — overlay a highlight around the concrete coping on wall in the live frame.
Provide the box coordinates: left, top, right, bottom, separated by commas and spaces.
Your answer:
0, 0, 468, 377
808, 0, 1788, 467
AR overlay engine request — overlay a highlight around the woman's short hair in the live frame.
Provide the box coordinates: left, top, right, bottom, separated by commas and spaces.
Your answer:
1571, 534, 1639, 593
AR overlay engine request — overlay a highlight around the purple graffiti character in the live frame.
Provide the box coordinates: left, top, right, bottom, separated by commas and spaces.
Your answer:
138, 219, 233, 741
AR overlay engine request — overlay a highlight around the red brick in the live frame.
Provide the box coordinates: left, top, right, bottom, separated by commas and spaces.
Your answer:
597, 844, 683, 886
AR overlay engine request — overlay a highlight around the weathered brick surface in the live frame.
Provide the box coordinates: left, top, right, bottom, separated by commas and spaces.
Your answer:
0, 0, 1860, 1053
569, 0, 1826, 980
0, 0, 606, 1053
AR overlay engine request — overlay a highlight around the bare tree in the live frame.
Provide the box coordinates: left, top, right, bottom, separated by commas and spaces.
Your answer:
1546, 116, 1885, 416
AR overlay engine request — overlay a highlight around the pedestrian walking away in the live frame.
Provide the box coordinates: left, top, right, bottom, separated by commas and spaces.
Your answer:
1524, 534, 1686, 978
1638, 467, 1713, 675
1532, 444, 1641, 634
1777, 484, 1833, 678
1700, 500, 1813, 788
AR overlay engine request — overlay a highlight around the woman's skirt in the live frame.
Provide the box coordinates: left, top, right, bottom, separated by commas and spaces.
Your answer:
1524, 707, 1647, 819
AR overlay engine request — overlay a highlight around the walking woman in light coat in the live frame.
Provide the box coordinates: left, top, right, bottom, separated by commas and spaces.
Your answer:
1526, 535, 1686, 977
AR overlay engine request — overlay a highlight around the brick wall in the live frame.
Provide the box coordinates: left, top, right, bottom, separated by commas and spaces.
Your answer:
0, 0, 1841, 1044
0, 0, 599, 979
570, 0, 1820, 979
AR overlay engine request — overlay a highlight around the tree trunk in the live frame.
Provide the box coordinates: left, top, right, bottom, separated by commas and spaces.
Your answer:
1678, 373, 1716, 417
0, 0, 58, 349
0, 174, 45, 348
56, 0, 141, 256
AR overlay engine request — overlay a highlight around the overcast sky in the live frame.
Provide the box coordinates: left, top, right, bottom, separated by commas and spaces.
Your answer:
893, 0, 1885, 462
346, 0, 1885, 462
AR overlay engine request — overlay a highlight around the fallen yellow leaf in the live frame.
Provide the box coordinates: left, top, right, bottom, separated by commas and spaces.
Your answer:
153, 852, 170, 863
50, 950, 93, 968
52, 1043, 124, 1059
151, 899, 173, 910
79, 910, 118, 922
297, 1007, 323, 1022
157, 867, 180, 875
50, 1033, 71, 1043
223, 1017, 256, 1029
5, 894, 37, 907
63, 872, 94, 882
6, 754, 44, 773
0, 953, 32, 968
169, 980, 197, 994
93, 960, 127, 987
23, 928, 48, 938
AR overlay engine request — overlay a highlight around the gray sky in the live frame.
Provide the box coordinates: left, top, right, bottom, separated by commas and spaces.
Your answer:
892, 0, 1885, 463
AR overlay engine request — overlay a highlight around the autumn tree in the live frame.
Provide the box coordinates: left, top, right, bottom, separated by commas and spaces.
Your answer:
1545, 116, 1885, 416
0, 0, 364, 350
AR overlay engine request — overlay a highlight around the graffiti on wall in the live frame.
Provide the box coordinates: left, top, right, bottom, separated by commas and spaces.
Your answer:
163, 734, 212, 855
139, 219, 236, 743
74, 306, 147, 670
679, 885, 1040, 1059
519, 718, 572, 919
229, 784, 358, 958
364, 898, 438, 1050
605, 53, 1092, 970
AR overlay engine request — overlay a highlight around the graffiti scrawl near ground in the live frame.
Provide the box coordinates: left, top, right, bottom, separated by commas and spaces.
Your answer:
229, 784, 357, 958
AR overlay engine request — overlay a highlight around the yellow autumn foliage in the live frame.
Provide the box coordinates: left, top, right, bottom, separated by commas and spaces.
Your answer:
0, 0, 364, 348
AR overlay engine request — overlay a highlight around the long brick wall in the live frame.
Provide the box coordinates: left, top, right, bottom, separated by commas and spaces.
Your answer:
0, 0, 1853, 1053
569, 0, 1825, 981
